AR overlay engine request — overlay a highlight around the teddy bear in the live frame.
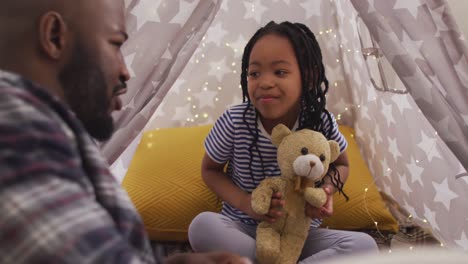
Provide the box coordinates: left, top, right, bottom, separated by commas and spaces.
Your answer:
251, 124, 341, 264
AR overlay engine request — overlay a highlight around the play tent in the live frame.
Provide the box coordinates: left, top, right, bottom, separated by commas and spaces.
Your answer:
106, 0, 468, 252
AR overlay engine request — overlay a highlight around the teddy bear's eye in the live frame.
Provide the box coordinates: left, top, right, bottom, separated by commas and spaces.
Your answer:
301, 147, 308, 155
319, 154, 326, 161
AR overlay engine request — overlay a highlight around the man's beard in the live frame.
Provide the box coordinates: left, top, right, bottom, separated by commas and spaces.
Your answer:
58, 44, 115, 142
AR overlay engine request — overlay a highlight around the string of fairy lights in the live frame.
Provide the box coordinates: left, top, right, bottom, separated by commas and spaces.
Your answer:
150, 1, 451, 252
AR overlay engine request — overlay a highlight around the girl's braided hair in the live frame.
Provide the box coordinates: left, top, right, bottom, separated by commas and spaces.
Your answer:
240, 21, 348, 200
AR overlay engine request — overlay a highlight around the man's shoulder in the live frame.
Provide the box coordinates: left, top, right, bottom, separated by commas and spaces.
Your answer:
0, 83, 75, 154
0, 83, 62, 129
0, 85, 79, 184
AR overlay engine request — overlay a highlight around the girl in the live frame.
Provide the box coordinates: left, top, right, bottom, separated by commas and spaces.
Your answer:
188, 21, 378, 263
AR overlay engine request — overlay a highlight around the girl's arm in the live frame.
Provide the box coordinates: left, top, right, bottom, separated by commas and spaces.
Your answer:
201, 153, 284, 223
322, 151, 350, 194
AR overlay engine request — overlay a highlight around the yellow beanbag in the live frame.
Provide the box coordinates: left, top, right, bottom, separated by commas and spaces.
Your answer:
122, 125, 222, 241
122, 125, 397, 242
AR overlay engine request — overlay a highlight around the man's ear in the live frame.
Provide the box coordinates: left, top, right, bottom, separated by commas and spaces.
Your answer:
38, 11, 68, 60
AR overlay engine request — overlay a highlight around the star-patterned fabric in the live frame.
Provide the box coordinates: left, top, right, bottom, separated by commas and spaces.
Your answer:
101, 0, 222, 163
110, 0, 468, 251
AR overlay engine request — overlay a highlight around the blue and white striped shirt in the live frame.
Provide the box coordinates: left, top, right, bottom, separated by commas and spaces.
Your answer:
205, 102, 348, 226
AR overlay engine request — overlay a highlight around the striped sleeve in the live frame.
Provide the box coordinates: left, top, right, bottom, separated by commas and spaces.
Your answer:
322, 112, 348, 153
204, 109, 235, 164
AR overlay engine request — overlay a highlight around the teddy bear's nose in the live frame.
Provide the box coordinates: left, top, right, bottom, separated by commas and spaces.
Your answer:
309, 161, 316, 167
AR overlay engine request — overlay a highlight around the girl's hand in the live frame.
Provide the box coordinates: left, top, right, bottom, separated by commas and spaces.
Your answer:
305, 185, 334, 219
241, 192, 285, 224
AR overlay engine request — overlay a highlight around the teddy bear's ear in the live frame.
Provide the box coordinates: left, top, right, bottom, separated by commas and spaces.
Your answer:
328, 140, 340, 163
271, 124, 292, 147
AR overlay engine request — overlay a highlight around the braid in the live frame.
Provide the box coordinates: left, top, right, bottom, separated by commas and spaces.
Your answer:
242, 105, 264, 185
240, 21, 346, 198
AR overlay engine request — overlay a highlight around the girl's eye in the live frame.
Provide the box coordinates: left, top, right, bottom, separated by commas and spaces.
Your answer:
248, 72, 260, 78
301, 147, 308, 155
275, 70, 287, 76
320, 154, 326, 161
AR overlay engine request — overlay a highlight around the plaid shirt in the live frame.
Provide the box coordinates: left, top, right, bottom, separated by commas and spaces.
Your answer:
0, 70, 155, 263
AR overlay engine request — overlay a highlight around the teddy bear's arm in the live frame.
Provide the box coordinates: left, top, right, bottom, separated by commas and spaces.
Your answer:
251, 177, 287, 215
304, 187, 327, 208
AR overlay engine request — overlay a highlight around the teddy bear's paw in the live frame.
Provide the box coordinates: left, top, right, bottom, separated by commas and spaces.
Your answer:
304, 187, 327, 208
257, 245, 280, 264
251, 193, 271, 215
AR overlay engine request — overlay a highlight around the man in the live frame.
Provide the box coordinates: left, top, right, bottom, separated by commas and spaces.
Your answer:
0, 0, 250, 263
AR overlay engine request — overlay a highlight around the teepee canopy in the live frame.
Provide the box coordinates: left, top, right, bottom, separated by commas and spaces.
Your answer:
107, 0, 468, 251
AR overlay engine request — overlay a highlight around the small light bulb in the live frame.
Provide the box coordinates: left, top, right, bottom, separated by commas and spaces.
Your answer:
365, 188, 369, 192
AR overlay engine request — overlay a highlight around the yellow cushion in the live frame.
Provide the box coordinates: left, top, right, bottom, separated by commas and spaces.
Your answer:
123, 124, 397, 242
122, 125, 222, 242
321, 126, 398, 232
